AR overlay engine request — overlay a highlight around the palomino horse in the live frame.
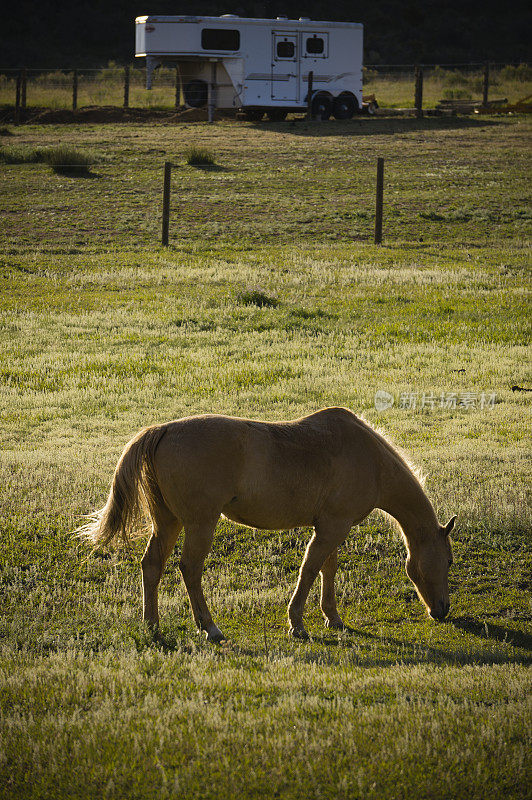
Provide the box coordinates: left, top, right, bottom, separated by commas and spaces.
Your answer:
79, 407, 455, 641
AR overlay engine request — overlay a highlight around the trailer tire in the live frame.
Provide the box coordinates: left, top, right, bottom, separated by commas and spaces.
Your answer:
266, 109, 287, 121
184, 79, 208, 108
311, 93, 333, 120
333, 92, 358, 120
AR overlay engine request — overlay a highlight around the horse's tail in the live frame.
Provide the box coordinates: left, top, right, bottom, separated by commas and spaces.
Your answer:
76, 424, 169, 549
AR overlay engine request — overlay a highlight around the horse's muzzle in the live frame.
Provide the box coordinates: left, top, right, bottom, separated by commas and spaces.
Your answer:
429, 600, 450, 621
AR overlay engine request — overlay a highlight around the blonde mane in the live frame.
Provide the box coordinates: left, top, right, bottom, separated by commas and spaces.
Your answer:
350, 413, 427, 537
353, 413, 426, 487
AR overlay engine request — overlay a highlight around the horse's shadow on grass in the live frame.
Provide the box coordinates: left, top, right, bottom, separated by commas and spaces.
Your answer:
309, 626, 457, 665
299, 618, 532, 666
149, 618, 532, 665
450, 616, 532, 652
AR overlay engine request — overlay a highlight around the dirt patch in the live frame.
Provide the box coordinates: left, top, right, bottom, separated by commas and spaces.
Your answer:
170, 107, 226, 122
0, 105, 233, 125
26, 109, 77, 124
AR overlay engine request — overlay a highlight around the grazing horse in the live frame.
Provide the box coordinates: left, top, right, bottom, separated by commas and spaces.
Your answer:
78, 407, 455, 641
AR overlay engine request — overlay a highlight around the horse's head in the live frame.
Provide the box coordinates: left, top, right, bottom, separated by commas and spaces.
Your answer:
405, 516, 456, 620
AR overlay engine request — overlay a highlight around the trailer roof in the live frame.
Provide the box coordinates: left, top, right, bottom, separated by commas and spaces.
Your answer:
135, 15, 362, 29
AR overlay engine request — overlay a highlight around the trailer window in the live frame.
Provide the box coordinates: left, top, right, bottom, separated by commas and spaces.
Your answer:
201, 28, 240, 51
276, 40, 295, 58
304, 34, 328, 57
306, 36, 324, 54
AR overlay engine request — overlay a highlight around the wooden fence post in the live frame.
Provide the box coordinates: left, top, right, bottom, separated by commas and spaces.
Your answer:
374, 157, 384, 245
15, 72, 21, 124
175, 66, 180, 108
161, 161, 172, 246
306, 70, 314, 119
21, 67, 27, 110
208, 61, 217, 123
414, 66, 423, 118
72, 69, 78, 111
482, 62, 490, 107
123, 65, 130, 108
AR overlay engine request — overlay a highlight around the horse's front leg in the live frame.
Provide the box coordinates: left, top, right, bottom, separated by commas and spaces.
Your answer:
288, 519, 351, 639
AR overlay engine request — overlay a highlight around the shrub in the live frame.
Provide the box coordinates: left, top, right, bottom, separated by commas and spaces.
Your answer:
419, 211, 445, 221
184, 147, 216, 166
0, 145, 47, 164
442, 88, 472, 100
97, 60, 122, 82
432, 66, 446, 80
443, 69, 469, 87
237, 288, 279, 308
470, 78, 485, 93
499, 63, 532, 82
35, 70, 72, 87
0, 144, 95, 173
363, 67, 378, 83
42, 146, 95, 175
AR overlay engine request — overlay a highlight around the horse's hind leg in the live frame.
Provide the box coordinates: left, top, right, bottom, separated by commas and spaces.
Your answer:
179, 518, 225, 643
320, 549, 350, 630
142, 511, 182, 629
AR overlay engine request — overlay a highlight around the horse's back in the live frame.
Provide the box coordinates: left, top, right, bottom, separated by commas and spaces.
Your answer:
152, 409, 380, 528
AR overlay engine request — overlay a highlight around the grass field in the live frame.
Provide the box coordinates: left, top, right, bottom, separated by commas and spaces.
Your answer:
0, 114, 531, 799
0, 63, 530, 111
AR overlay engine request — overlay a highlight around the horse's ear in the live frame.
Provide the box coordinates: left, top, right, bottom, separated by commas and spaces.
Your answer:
443, 515, 457, 535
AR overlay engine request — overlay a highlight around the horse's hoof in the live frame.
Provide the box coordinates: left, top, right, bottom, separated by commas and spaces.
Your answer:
289, 626, 310, 640
205, 625, 226, 644
325, 619, 354, 633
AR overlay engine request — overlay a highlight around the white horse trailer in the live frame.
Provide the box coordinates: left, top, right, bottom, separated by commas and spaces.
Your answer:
135, 15, 363, 120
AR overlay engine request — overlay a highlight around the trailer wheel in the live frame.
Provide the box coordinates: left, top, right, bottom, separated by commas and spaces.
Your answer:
266, 109, 287, 121
311, 93, 333, 120
333, 92, 358, 120
184, 79, 208, 108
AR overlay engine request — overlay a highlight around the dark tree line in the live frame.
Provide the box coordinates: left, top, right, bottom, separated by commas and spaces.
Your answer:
3, 0, 530, 68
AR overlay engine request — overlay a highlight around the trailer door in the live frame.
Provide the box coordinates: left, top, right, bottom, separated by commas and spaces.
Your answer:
271, 32, 299, 101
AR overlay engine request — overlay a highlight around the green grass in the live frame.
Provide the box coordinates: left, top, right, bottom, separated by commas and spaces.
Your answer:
1, 115, 531, 249
0, 65, 179, 111
0, 143, 95, 174
184, 146, 217, 166
363, 65, 532, 108
0, 143, 47, 163
0, 64, 530, 111
237, 287, 279, 307
42, 144, 95, 175
0, 115, 531, 799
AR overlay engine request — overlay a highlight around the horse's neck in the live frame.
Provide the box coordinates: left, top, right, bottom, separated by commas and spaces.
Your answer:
379, 457, 437, 547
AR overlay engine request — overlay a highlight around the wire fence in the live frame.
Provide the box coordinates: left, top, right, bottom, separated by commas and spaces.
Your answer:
0, 62, 530, 115
363, 63, 531, 110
